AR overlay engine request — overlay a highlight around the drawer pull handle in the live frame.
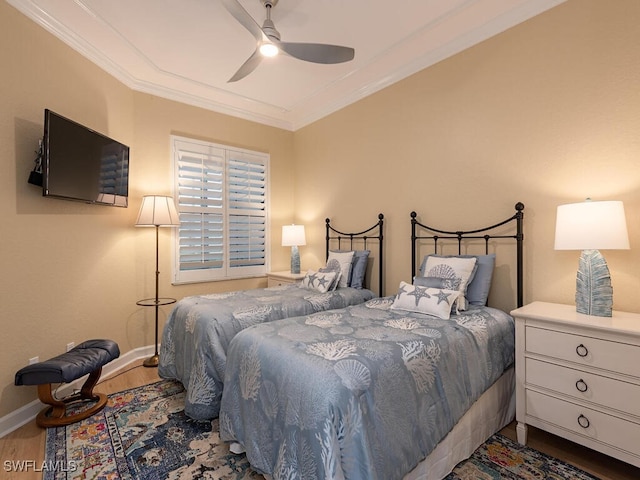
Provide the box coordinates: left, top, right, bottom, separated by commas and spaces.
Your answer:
575, 379, 588, 392
577, 414, 590, 429
576, 344, 588, 357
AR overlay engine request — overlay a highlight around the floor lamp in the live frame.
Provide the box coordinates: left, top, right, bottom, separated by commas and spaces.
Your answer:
135, 195, 180, 367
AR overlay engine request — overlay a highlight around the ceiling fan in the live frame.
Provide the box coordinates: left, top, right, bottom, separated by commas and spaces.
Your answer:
221, 0, 355, 82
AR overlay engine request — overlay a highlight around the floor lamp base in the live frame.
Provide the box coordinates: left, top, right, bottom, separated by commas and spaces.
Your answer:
143, 354, 159, 368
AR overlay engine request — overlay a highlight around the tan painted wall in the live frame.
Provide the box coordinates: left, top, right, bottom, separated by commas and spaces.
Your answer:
2, 0, 640, 420
294, 0, 640, 311
0, 2, 294, 417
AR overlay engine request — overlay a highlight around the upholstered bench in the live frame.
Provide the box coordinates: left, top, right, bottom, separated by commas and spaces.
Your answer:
15, 339, 120, 428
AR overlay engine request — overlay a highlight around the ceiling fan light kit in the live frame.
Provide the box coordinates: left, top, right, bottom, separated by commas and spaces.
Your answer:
222, 0, 355, 82
259, 42, 279, 57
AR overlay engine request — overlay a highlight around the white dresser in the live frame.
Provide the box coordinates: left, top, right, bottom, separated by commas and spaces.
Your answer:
511, 301, 640, 468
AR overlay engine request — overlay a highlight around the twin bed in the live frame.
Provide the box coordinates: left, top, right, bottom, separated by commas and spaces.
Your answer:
158, 214, 385, 419
218, 203, 525, 480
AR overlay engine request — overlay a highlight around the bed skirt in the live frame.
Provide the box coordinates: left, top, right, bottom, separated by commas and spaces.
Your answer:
405, 365, 516, 480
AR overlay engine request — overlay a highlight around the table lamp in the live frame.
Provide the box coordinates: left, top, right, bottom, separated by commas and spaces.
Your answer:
554, 199, 629, 317
282, 224, 306, 274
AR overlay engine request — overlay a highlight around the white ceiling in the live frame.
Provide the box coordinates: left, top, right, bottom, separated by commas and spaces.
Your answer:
8, 0, 565, 131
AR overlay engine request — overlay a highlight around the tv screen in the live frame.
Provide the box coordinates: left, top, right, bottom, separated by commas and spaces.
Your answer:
42, 109, 129, 207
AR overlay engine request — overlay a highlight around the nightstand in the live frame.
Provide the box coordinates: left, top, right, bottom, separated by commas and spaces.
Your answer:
267, 270, 306, 287
511, 301, 640, 468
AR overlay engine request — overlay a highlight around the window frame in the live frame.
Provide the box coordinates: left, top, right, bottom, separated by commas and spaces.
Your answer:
170, 135, 270, 284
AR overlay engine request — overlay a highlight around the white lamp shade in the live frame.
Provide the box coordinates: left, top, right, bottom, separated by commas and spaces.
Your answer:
135, 195, 180, 227
282, 224, 306, 246
554, 200, 630, 250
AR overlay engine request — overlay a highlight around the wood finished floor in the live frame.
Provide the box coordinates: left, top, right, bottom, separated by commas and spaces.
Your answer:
1, 362, 638, 480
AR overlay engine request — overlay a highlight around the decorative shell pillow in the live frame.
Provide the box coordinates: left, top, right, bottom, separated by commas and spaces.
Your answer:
326, 250, 355, 288
390, 281, 460, 320
419, 254, 495, 306
421, 255, 477, 311
300, 270, 339, 293
331, 249, 370, 289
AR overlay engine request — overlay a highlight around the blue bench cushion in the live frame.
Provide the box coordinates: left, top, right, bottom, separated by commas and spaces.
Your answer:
15, 339, 120, 386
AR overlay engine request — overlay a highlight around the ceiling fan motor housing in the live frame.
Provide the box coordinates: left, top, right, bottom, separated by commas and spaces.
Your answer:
261, 0, 280, 40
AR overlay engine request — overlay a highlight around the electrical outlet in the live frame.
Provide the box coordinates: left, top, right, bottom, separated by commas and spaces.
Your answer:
29, 356, 39, 365
66, 342, 75, 352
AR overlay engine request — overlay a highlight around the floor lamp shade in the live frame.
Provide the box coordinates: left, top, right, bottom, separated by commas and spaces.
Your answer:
282, 224, 306, 274
554, 200, 629, 317
135, 195, 180, 367
135, 195, 180, 227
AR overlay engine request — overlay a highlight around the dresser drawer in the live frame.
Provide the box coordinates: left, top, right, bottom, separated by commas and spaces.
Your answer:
525, 326, 640, 378
526, 390, 640, 458
525, 358, 640, 417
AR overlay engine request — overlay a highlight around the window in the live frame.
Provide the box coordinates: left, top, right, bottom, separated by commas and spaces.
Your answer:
171, 135, 269, 284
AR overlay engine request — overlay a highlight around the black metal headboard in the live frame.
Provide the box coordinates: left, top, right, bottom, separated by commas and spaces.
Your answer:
411, 203, 524, 307
326, 213, 384, 296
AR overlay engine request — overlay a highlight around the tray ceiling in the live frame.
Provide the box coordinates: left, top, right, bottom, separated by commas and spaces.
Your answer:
7, 0, 566, 130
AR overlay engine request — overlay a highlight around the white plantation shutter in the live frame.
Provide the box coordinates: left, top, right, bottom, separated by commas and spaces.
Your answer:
176, 145, 224, 275
171, 136, 269, 283
228, 155, 267, 268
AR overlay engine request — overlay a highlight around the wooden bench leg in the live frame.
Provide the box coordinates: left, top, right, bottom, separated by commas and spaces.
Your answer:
79, 367, 102, 399
35, 367, 108, 428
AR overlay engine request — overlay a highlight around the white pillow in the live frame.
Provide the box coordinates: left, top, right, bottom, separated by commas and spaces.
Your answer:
390, 281, 460, 320
327, 250, 355, 288
300, 270, 338, 293
422, 256, 477, 311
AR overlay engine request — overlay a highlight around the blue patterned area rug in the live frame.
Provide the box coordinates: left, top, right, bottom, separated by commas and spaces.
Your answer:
444, 434, 600, 480
45, 379, 599, 479
45, 380, 260, 480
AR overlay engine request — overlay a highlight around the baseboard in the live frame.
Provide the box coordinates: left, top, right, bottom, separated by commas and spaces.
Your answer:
0, 344, 155, 438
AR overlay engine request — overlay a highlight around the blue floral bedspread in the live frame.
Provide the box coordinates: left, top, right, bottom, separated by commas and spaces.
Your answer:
158, 284, 374, 420
219, 297, 515, 480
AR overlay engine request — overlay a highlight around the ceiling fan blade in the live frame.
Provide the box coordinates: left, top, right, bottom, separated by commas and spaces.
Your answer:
228, 48, 263, 82
221, 0, 268, 43
278, 42, 355, 64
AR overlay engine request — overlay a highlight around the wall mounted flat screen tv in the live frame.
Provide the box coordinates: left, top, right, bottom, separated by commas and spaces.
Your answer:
41, 109, 129, 207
